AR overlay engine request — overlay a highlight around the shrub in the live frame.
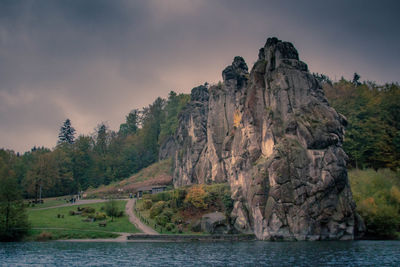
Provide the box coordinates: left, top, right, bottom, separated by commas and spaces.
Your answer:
151, 191, 172, 202
162, 209, 173, 221
184, 185, 208, 210
166, 223, 175, 231
95, 212, 107, 220
359, 201, 400, 238
105, 199, 122, 222
36, 231, 53, 241
170, 189, 186, 209
350, 169, 400, 238
143, 200, 153, 210
69, 210, 75, 216
149, 201, 166, 219
82, 207, 95, 213
171, 213, 184, 225
204, 183, 233, 213
222, 192, 234, 214
155, 214, 169, 227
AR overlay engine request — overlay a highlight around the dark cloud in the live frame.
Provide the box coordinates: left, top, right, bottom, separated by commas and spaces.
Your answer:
1, 0, 399, 152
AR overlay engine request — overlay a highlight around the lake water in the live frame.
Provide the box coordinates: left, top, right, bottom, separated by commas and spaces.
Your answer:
1, 241, 399, 266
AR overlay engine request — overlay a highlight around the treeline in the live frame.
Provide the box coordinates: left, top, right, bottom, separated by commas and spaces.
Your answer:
1, 76, 399, 201
322, 76, 400, 170
0, 91, 189, 200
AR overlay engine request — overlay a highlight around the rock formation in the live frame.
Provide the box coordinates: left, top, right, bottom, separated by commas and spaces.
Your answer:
169, 37, 364, 240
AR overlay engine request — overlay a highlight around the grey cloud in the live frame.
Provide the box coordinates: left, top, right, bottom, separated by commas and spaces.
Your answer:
0, 0, 399, 152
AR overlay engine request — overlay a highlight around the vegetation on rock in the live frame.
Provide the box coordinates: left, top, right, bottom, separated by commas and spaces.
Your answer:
136, 183, 232, 234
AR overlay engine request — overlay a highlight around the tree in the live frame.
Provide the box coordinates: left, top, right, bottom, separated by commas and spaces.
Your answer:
94, 123, 109, 155
58, 119, 76, 145
104, 199, 121, 222
0, 158, 30, 241
352, 72, 361, 86
23, 153, 57, 201
72, 135, 93, 191
119, 109, 139, 137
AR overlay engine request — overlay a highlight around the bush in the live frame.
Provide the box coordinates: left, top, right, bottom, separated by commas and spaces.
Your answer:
358, 200, 400, 238
36, 231, 53, 241
171, 213, 184, 225
69, 210, 75, 216
350, 169, 400, 238
170, 189, 186, 209
81, 207, 95, 213
143, 200, 153, 210
95, 212, 107, 220
163, 209, 173, 220
184, 185, 208, 210
105, 199, 122, 222
149, 201, 166, 219
166, 223, 175, 231
151, 191, 172, 202
204, 183, 233, 213
155, 214, 169, 227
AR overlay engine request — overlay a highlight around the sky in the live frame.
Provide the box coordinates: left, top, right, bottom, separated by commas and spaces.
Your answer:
1, 0, 399, 153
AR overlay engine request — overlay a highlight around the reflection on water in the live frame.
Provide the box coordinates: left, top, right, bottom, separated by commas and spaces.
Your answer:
1, 241, 399, 266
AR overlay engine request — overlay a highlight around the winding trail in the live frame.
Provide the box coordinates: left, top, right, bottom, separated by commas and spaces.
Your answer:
125, 198, 159, 235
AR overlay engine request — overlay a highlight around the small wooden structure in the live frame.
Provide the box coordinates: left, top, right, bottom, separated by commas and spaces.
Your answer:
136, 185, 167, 198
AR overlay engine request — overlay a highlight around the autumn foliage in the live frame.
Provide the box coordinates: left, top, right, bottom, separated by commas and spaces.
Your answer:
184, 185, 209, 210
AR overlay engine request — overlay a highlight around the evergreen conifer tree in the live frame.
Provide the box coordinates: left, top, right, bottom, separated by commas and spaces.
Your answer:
58, 119, 76, 144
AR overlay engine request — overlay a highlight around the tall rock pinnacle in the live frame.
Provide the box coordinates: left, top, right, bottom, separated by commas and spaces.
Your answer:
169, 37, 364, 240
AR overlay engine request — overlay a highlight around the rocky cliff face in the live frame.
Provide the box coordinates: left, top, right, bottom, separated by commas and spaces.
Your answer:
170, 37, 364, 240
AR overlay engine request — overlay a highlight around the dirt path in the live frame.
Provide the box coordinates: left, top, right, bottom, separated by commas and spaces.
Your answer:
32, 199, 107, 210
56, 198, 158, 242
125, 198, 159, 235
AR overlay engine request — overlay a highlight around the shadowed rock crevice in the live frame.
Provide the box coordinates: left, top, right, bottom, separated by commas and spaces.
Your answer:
168, 37, 364, 240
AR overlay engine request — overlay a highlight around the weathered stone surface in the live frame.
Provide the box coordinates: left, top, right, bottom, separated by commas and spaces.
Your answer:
201, 212, 231, 234
172, 37, 363, 240
159, 136, 176, 160
173, 85, 209, 186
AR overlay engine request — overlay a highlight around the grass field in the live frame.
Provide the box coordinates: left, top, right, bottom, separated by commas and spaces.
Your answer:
27, 200, 139, 240
25, 197, 69, 209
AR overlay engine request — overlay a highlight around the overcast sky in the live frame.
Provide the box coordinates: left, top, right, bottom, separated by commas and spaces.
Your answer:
1, 0, 399, 153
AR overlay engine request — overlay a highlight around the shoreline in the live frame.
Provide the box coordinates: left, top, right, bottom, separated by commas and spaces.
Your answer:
56, 233, 256, 243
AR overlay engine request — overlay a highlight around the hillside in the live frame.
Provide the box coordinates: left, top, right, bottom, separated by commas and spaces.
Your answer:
85, 159, 173, 198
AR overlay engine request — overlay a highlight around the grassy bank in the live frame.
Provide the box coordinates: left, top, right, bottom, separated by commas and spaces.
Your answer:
26, 200, 139, 240
349, 169, 400, 239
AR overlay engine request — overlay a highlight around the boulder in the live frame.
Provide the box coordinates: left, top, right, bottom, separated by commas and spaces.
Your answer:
201, 212, 230, 234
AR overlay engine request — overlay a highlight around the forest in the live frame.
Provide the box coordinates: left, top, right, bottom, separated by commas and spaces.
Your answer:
0, 91, 190, 200
1, 76, 400, 239
1, 78, 399, 199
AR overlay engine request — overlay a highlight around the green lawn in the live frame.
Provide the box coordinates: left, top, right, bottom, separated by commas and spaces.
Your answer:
27, 200, 139, 240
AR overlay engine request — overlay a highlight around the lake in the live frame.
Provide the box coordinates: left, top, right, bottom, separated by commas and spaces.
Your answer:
1, 241, 399, 266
